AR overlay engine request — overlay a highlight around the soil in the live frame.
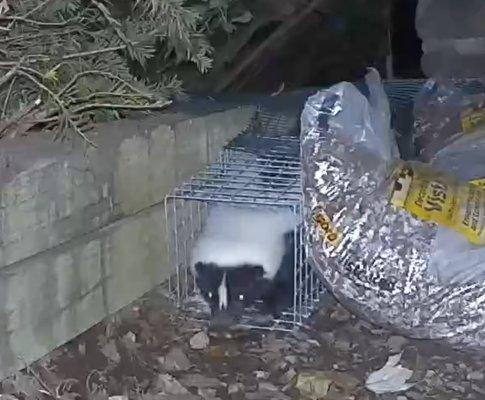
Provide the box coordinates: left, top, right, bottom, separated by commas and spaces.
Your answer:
2, 288, 485, 400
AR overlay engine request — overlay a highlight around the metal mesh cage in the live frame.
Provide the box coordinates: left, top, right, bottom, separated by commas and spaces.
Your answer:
164, 135, 323, 331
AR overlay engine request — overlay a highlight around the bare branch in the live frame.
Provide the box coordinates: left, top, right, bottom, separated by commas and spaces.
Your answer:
0, 62, 20, 89
71, 100, 172, 114
1, 75, 16, 119
16, 69, 97, 147
0, 45, 128, 67
0, 16, 73, 27
58, 70, 149, 98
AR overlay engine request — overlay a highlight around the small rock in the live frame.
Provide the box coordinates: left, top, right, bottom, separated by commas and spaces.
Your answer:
154, 374, 189, 395
387, 336, 408, 353
467, 371, 484, 381
190, 331, 210, 350
164, 347, 192, 371
258, 382, 278, 392
254, 370, 269, 380
228, 383, 243, 395
180, 374, 222, 389
397, 396, 407, 400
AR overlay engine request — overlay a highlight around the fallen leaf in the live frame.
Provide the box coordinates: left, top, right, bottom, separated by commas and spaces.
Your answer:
100, 340, 121, 365
121, 331, 141, 358
163, 347, 192, 371
294, 371, 359, 399
153, 374, 189, 395
190, 331, 210, 350
179, 374, 222, 388
365, 353, 414, 394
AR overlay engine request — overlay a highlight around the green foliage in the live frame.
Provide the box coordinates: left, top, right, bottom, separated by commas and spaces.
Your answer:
0, 0, 250, 145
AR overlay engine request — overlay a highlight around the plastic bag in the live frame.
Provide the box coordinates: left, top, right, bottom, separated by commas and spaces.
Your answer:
416, 0, 485, 79
413, 78, 485, 162
301, 68, 485, 348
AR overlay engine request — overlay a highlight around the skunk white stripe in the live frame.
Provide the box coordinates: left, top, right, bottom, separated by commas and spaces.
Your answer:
218, 272, 228, 310
191, 205, 297, 280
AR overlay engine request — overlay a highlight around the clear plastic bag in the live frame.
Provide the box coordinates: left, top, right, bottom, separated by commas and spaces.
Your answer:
413, 78, 485, 162
301, 69, 485, 348
416, 0, 485, 78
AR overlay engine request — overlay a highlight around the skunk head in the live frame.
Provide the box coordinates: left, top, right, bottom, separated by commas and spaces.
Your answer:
194, 262, 271, 326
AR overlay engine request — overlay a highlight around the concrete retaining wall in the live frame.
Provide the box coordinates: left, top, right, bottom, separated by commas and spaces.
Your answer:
0, 106, 255, 377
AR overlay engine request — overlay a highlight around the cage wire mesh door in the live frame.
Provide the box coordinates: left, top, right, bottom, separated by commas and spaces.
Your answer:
164, 135, 324, 331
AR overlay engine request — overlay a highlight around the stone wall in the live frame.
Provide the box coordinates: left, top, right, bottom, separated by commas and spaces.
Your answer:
0, 106, 255, 377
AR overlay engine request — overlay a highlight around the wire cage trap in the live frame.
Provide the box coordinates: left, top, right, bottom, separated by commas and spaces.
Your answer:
163, 135, 324, 331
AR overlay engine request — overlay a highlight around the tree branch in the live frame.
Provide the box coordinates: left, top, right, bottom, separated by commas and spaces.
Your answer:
71, 101, 172, 114
0, 45, 128, 67
1, 75, 16, 119
16, 69, 97, 147
0, 16, 73, 27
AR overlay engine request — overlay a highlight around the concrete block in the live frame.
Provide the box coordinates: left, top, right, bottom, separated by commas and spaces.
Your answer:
0, 106, 255, 269
0, 202, 171, 378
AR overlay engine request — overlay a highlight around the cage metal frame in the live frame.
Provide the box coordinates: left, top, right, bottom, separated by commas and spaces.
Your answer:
163, 135, 323, 331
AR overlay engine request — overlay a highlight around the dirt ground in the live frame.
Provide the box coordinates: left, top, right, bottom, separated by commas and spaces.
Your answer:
2, 288, 485, 400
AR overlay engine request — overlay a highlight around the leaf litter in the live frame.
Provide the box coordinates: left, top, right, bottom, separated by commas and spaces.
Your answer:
3, 292, 485, 400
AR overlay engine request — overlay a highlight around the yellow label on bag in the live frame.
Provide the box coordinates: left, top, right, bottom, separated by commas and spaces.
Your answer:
390, 163, 485, 245
313, 208, 343, 247
461, 108, 485, 134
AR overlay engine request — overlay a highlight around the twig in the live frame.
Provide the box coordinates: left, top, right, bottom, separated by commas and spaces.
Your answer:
0, 16, 73, 27
214, 0, 330, 93
0, 45, 128, 67
72, 100, 172, 114
18, 357, 57, 400
0, 98, 42, 138
33, 100, 172, 124
0, 62, 19, 89
6, 0, 58, 30
91, 0, 132, 50
0, 28, 79, 43
58, 70, 148, 98
1, 75, 16, 119
16, 69, 97, 147
69, 91, 155, 104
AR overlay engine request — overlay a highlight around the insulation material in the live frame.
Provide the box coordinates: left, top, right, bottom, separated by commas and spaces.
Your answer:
301, 68, 485, 348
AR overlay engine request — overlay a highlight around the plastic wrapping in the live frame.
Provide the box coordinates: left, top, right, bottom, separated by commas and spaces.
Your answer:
413, 78, 485, 162
301, 68, 485, 348
416, 0, 485, 78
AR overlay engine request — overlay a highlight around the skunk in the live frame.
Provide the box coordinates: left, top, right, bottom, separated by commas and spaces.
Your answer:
191, 205, 298, 326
